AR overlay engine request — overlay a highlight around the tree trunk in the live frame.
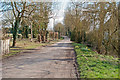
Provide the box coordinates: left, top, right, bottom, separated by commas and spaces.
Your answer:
12, 18, 20, 47
118, 3, 120, 57
30, 22, 33, 42
38, 34, 41, 42
97, 4, 104, 54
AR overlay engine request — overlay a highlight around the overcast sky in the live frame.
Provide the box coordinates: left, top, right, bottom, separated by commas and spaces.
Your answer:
47, 0, 69, 30
0, 8, 2, 29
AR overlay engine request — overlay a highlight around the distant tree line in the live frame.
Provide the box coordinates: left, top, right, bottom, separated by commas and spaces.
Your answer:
54, 23, 65, 38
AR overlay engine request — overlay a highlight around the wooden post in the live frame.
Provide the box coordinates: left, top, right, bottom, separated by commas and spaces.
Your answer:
56, 32, 58, 39
0, 40, 2, 55
40, 35, 42, 42
54, 32, 55, 40
0, 29, 2, 40
47, 32, 49, 42
52, 32, 54, 40
44, 36, 46, 43
30, 22, 33, 42
38, 34, 40, 42
0, 39, 10, 55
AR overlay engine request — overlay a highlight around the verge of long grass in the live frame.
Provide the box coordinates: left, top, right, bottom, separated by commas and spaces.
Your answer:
73, 43, 119, 78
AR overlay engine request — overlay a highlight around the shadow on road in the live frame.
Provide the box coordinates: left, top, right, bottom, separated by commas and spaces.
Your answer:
47, 43, 73, 47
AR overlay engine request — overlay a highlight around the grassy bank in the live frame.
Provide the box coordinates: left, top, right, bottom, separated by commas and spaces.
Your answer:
73, 43, 119, 78
3, 39, 59, 58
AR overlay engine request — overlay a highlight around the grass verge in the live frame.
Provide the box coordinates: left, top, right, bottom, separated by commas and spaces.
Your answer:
73, 43, 119, 78
3, 39, 60, 58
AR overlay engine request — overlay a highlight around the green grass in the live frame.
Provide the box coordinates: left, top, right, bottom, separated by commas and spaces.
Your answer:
3, 38, 60, 58
73, 43, 119, 78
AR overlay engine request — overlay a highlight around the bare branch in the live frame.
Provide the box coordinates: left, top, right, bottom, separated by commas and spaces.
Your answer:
11, 2, 16, 18
14, 2, 20, 13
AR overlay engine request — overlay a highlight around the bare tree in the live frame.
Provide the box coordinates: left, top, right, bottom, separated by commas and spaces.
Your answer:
64, 2, 118, 56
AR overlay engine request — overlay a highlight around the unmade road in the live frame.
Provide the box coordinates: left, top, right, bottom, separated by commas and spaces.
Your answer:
2, 36, 78, 78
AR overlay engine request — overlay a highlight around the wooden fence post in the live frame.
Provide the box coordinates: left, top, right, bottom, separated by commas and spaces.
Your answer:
0, 39, 10, 55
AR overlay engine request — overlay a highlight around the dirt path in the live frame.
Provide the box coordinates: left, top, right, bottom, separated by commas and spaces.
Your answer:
2, 36, 77, 78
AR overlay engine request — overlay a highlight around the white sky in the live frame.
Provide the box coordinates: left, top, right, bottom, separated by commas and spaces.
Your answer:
47, 0, 69, 30
0, 8, 2, 29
